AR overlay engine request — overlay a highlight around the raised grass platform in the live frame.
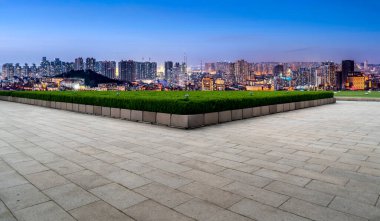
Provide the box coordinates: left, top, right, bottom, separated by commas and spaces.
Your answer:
0, 91, 335, 129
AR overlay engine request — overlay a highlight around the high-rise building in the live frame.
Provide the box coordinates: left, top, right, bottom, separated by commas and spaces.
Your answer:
164, 61, 173, 81
273, 65, 284, 77
86, 58, 96, 71
320, 62, 336, 89
118, 60, 136, 82
53, 58, 63, 75
22, 63, 30, 77
205, 63, 216, 73
99, 61, 116, 79
364, 60, 368, 71
14, 63, 22, 77
1, 63, 14, 79
234, 60, 250, 84
336, 60, 355, 90
135, 62, 157, 80
74, 57, 84, 71
40, 57, 50, 76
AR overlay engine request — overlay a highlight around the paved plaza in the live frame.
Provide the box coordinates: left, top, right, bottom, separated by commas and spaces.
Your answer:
0, 100, 380, 221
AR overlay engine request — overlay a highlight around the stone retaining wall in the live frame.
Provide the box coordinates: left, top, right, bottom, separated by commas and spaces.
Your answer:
0, 96, 336, 129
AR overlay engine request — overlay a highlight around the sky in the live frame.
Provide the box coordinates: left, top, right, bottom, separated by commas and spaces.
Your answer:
0, 0, 379, 65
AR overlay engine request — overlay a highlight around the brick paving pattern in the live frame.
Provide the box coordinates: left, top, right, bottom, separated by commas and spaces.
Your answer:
0, 100, 379, 221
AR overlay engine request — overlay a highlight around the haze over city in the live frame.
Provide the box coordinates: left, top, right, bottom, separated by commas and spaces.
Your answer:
1, 0, 380, 65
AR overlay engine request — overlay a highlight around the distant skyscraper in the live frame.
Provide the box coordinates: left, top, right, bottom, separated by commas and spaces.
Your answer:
40, 57, 50, 76
134, 62, 157, 80
164, 61, 173, 81
118, 60, 136, 82
86, 57, 96, 71
336, 60, 355, 90
273, 65, 284, 77
74, 57, 84, 71
234, 60, 250, 84
364, 60, 368, 71
1, 63, 14, 79
99, 61, 116, 79
53, 58, 63, 75
320, 62, 336, 89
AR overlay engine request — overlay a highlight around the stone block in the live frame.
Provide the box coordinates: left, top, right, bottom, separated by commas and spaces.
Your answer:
121, 109, 131, 120
219, 111, 232, 123
111, 108, 121, 118
131, 110, 143, 122
188, 114, 204, 128
143, 111, 156, 123
85, 105, 94, 114
313, 100, 318, 107
66, 103, 73, 111
260, 106, 269, 116
283, 103, 290, 112
60, 102, 67, 110
102, 107, 111, 117
242, 108, 253, 119
56, 102, 62, 109
94, 106, 102, 115
252, 107, 261, 117
50, 101, 56, 109
304, 101, 310, 108
276, 104, 284, 113
289, 102, 296, 111
269, 105, 277, 114
231, 109, 243, 121
78, 104, 86, 113
204, 112, 218, 125
295, 101, 305, 109
170, 115, 189, 129
156, 113, 171, 126
72, 103, 79, 112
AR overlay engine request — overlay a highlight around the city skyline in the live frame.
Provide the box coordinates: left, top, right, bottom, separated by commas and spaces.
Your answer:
1, 0, 380, 65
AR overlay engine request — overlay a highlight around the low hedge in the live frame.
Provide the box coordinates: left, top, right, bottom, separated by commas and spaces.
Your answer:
0, 91, 333, 115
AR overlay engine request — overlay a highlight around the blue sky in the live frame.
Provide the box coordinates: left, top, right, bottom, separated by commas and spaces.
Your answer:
0, 0, 379, 65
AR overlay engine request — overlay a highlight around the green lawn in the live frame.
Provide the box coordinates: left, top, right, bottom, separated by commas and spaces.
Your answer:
334, 91, 380, 98
0, 91, 333, 114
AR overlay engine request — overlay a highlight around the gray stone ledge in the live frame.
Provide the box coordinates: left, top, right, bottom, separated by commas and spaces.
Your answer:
219, 111, 232, 123
94, 106, 102, 115
85, 105, 94, 114
143, 111, 156, 123
102, 107, 111, 117
66, 103, 73, 111
269, 105, 277, 114
276, 104, 284, 113
156, 113, 170, 126
188, 114, 204, 128
121, 109, 131, 120
131, 110, 143, 122
78, 104, 86, 113
242, 108, 253, 119
111, 108, 121, 118
1, 96, 335, 129
170, 114, 188, 128
204, 112, 218, 125
72, 103, 79, 112
232, 109, 243, 121
283, 103, 290, 112
260, 106, 269, 116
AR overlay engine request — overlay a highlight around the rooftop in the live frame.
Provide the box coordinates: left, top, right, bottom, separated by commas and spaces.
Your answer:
0, 101, 379, 221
